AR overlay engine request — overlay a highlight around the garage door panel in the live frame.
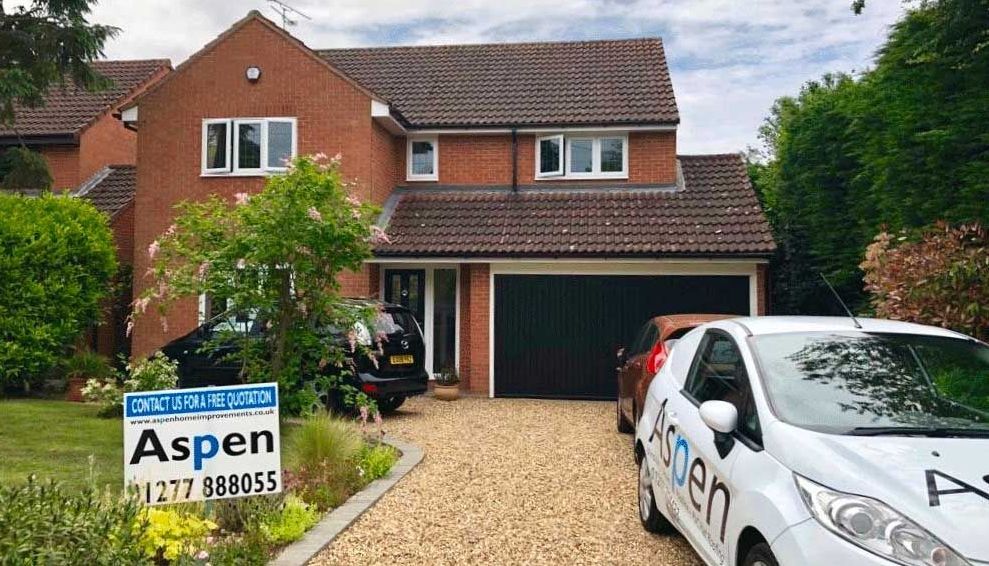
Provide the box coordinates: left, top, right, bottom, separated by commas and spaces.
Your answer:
494, 275, 750, 399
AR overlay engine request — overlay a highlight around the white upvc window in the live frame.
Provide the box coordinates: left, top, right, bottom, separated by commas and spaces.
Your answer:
536, 134, 564, 177
535, 133, 629, 180
201, 117, 297, 176
407, 136, 438, 181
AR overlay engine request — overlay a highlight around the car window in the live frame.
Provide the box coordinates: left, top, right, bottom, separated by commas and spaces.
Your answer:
686, 331, 761, 441
630, 323, 659, 356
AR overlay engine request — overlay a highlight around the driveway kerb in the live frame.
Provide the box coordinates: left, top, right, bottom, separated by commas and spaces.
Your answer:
269, 435, 424, 566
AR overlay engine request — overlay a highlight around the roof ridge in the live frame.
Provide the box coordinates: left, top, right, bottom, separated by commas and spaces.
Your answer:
677, 153, 744, 159
92, 58, 172, 65
317, 37, 663, 52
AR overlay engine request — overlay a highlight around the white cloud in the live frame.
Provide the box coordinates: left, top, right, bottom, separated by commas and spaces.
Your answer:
62, 0, 906, 152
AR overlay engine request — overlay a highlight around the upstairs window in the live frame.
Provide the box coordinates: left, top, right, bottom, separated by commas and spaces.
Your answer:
202, 117, 296, 175
536, 133, 628, 179
407, 137, 438, 181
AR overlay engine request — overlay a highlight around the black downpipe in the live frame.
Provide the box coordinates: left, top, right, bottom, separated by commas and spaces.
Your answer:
511, 128, 518, 192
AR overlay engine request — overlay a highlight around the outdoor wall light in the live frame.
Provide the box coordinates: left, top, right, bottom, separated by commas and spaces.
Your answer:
246, 66, 262, 82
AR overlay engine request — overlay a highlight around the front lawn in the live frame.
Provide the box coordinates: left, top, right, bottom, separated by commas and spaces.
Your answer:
0, 399, 123, 490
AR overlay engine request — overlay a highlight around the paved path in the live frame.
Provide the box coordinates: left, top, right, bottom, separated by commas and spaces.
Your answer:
311, 396, 701, 565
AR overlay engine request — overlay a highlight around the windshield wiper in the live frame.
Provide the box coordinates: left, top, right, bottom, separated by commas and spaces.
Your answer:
848, 426, 989, 438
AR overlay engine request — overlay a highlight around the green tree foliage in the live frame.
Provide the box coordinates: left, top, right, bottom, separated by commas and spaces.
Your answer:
0, 0, 118, 127
0, 146, 52, 191
753, 0, 989, 314
0, 193, 117, 389
138, 155, 386, 415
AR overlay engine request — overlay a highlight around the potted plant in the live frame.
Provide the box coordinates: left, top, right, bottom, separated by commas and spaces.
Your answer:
433, 367, 460, 401
63, 350, 113, 402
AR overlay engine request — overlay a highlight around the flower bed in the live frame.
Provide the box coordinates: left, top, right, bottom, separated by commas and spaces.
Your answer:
0, 413, 398, 565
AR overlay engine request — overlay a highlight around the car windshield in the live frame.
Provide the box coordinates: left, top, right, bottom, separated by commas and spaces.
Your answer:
374, 310, 418, 336
751, 331, 989, 434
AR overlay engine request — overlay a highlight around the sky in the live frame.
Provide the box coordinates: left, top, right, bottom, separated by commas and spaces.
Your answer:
62, 0, 906, 154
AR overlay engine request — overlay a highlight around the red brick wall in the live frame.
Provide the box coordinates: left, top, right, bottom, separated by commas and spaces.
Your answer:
41, 146, 80, 191
398, 131, 677, 186
131, 17, 376, 356
112, 202, 135, 265
370, 122, 399, 206
460, 263, 490, 395
79, 113, 137, 182
756, 263, 769, 315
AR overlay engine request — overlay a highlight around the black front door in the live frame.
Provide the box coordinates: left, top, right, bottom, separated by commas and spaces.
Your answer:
384, 269, 426, 326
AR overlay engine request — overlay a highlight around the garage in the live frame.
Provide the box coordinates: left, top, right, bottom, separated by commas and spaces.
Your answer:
493, 274, 751, 399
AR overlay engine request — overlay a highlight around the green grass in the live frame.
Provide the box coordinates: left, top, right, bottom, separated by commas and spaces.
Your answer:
0, 400, 123, 491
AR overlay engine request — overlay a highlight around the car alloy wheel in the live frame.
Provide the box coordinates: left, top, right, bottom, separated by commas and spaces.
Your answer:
639, 458, 653, 522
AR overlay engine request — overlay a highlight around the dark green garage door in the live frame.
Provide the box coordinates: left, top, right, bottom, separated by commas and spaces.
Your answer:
494, 275, 750, 399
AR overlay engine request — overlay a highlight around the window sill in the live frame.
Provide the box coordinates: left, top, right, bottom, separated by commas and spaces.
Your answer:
406, 176, 439, 182
534, 173, 629, 181
201, 171, 282, 178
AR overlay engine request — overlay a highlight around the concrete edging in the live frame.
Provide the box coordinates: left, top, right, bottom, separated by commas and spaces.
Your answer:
269, 435, 424, 566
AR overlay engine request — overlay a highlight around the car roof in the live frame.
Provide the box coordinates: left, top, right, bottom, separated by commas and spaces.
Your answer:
652, 314, 736, 340
726, 316, 970, 339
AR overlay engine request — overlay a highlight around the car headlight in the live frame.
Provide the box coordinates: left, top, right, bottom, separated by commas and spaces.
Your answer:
794, 474, 969, 566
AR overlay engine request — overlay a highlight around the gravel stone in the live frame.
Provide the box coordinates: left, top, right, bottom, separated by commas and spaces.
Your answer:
311, 396, 702, 565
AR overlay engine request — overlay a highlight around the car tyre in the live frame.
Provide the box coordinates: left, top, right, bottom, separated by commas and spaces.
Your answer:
742, 543, 779, 566
638, 457, 673, 533
377, 396, 406, 414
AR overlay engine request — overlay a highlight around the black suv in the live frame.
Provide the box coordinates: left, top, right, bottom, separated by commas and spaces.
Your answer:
160, 300, 428, 413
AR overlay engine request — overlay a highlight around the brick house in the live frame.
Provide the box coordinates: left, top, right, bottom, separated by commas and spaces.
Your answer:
0, 59, 171, 359
126, 12, 775, 398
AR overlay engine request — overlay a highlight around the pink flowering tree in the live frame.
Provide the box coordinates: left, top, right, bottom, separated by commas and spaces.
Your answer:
135, 155, 390, 415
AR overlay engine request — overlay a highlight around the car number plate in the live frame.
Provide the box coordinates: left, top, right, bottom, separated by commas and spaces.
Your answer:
390, 355, 414, 365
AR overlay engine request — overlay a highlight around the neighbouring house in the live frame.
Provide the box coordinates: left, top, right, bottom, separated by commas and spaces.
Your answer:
0, 59, 171, 361
125, 11, 775, 399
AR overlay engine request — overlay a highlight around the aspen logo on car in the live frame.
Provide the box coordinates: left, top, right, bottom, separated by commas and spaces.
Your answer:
124, 383, 281, 505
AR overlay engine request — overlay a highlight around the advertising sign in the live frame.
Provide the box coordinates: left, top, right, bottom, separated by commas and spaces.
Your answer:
123, 383, 281, 505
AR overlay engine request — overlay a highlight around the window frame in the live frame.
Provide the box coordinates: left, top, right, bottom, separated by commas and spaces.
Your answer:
406, 136, 439, 181
201, 119, 232, 174
534, 133, 629, 180
535, 134, 564, 178
200, 117, 297, 176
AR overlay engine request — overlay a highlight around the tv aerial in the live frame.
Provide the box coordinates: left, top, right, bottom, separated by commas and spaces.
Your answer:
268, 0, 312, 28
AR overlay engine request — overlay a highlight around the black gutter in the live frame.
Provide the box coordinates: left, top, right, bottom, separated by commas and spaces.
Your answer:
0, 134, 78, 147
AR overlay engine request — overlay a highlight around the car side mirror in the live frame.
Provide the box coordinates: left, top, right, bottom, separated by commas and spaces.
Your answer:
699, 400, 738, 458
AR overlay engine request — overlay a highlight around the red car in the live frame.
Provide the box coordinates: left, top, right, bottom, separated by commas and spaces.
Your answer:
616, 314, 733, 433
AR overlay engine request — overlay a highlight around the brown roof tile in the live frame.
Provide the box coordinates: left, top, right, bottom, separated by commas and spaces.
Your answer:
0, 59, 170, 140
318, 38, 678, 128
75, 165, 135, 217
374, 154, 775, 257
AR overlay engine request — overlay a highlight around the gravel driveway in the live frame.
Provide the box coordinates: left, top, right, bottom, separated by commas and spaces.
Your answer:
311, 395, 701, 565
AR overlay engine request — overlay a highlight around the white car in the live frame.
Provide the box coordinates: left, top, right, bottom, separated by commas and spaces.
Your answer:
634, 316, 989, 566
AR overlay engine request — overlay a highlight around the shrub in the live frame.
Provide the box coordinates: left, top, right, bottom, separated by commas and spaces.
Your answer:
257, 495, 321, 545
137, 507, 216, 562
64, 350, 114, 381
82, 352, 179, 418
861, 222, 989, 340
357, 443, 398, 483
206, 533, 270, 566
0, 193, 116, 390
0, 477, 148, 564
211, 493, 284, 533
0, 146, 52, 192
285, 413, 363, 510
435, 367, 460, 386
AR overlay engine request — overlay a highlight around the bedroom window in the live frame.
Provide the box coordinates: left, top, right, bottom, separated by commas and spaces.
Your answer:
536, 133, 628, 179
407, 137, 438, 181
201, 117, 296, 175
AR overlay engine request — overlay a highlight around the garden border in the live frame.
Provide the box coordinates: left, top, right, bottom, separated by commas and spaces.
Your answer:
269, 434, 424, 566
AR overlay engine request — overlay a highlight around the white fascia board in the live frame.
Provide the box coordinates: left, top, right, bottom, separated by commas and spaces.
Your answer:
404, 124, 678, 135
121, 106, 138, 123
371, 100, 406, 134
367, 257, 768, 266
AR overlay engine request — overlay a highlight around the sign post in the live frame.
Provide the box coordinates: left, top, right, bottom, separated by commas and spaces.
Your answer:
123, 383, 282, 505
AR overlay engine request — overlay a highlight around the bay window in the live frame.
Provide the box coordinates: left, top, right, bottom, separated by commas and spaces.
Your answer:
201, 117, 296, 175
536, 133, 628, 179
